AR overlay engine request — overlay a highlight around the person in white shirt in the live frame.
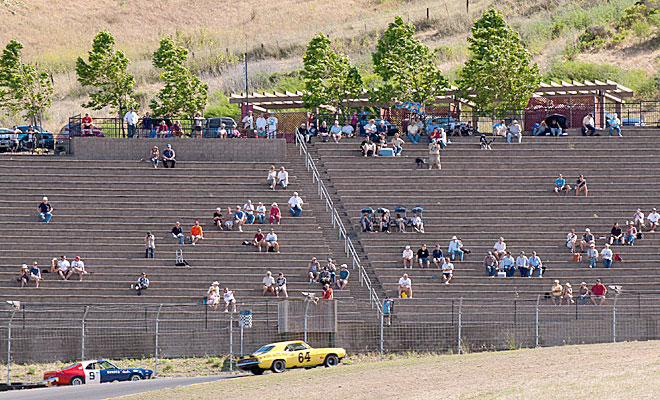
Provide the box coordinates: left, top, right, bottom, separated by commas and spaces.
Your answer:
601, 243, 613, 268
218, 123, 227, 139
57, 255, 72, 280
634, 208, 645, 231
255, 202, 267, 224
402, 245, 414, 269
391, 133, 404, 156
441, 257, 454, 284
207, 281, 221, 310
507, 120, 522, 143
648, 208, 659, 232
566, 229, 578, 253
398, 273, 412, 298
193, 112, 205, 138
288, 192, 303, 217
223, 288, 236, 312
242, 111, 254, 134
265, 229, 280, 253
609, 113, 622, 137
262, 271, 276, 296
256, 114, 267, 137
71, 256, 88, 281
364, 119, 377, 138
330, 120, 342, 143
581, 113, 596, 136
266, 165, 277, 189
277, 167, 288, 189
123, 107, 139, 138
515, 251, 529, 277
266, 114, 278, 139
493, 237, 507, 260
243, 200, 255, 224
342, 121, 355, 138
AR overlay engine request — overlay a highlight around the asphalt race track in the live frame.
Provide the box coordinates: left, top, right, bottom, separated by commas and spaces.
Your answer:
0, 374, 245, 400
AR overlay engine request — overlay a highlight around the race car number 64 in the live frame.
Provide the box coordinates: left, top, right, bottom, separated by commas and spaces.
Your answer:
298, 352, 311, 363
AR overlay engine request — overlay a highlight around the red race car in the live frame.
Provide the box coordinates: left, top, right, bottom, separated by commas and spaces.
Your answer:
44, 360, 153, 385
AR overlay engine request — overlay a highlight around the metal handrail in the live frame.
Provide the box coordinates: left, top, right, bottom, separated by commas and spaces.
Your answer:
295, 132, 382, 315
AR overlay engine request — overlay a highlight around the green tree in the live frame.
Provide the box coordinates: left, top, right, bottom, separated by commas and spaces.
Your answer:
371, 16, 447, 105
0, 40, 53, 124
301, 33, 363, 115
458, 8, 540, 111
76, 31, 136, 116
151, 37, 208, 118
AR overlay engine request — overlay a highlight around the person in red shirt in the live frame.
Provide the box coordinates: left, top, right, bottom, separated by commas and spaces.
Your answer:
156, 120, 169, 138
590, 279, 608, 305
190, 221, 204, 246
321, 284, 333, 300
269, 202, 281, 224
82, 113, 95, 135
253, 228, 265, 252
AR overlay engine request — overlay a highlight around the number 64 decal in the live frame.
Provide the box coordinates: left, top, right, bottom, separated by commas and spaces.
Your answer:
297, 352, 311, 363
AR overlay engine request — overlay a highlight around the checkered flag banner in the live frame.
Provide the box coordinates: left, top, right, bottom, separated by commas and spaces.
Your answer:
239, 310, 252, 328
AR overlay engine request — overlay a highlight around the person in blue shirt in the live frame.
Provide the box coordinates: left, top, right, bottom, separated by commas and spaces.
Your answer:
360, 211, 373, 232
608, 113, 622, 137
233, 206, 246, 232
447, 236, 464, 261
383, 296, 393, 325
432, 244, 444, 268
529, 251, 543, 278
162, 144, 176, 168
337, 264, 350, 289
500, 252, 515, 277
554, 174, 570, 195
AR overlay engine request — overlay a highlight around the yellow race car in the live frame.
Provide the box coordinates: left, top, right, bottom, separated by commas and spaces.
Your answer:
236, 340, 346, 375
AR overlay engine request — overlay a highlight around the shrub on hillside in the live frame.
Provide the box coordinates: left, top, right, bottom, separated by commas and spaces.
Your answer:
577, 26, 611, 50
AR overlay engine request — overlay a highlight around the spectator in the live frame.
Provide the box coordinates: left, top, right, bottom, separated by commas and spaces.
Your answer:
507, 120, 522, 143
439, 128, 448, 149
266, 228, 280, 253
267, 165, 277, 190
82, 113, 95, 134
262, 271, 276, 296
322, 284, 334, 300
26, 125, 36, 154
156, 120, 169, 138
223, 207, 234, 230
330, 120, 342, 143
493, 237, 507, 260
192, 112, 205, 138
561, 282, 574, 305
648, 208, 659, 232
608, 113, 622, 137
269, 203, 281, 224
256, 113, 267, 138
428, 139, 442, 170
253, 228, 265, 252
276, 272, 288, 297
402, 245, 414, 269
123, 107, 138, 138
361, 136, 376, 157
9, 126, 19, 153
350, 112, 358, 133
587, 243, 598, 268
223, 288, 237, 313
581, 113, 596, 136
50, 257, 58, 274
580, 228, 595, 252
190, 221, 204, 245
377, 120, 388, 137
319, 267, 332, 286
626, 222, 637, 246
398, 273, 412, 298
501, 252, 515, 277
633, 209, 646, 232
610, 222, 624, 245
255, 202, 267, 224
233, 206, 246, 232
364, 119, 377, 138
342, 120, 355, 138
492, 119, 506, 137
441, 257, 454, 284
448, 236, 464, 261
308, 257, 321, 282
266, 113, 278, 139
132, 272, 149, 295
483, 251, 498, 277
297, 122, 310, 143
149, 146, 160, 168
337, 264, 350, 290
162, 144, 176, 168
213, 208, 224, 230
217, 122, 227, 139
38, 196, 53, 223
577, 282, 589, 305
575, 175, 588, 197
57, 255, 72, 280
141, 112, 153, 136
566, 228, 578, 253
71, 256, 87, 281
391, 133, 404, 156
29, 261, 42, 288
395, 213, 407, 233
516, 251, 529, 277
20, 265, 30, 288
288, 192, 304, 217
243, 200, 255, 224
416, 244, 430, 268
145, 232, 155, 258
554, 174, 570, 195
277, 167, 289, 189
170, 120, 183, 137
383, 296, 393, 325
548, 118, 562, 136
529, 251, 543, 278
170, 221, 185, 245
361, 210, 373, 232
379, 211, 391, 233
432, 244, 444, 268
207, 281, 221, 310
411, 212, 424, 233
551, 280, 563, 305
317, 120, 329, 142
242, 110, 254, 134
601, 243, 613, 268
407, 120, 420, 143
532, 120, 547, 136
590, 279, 608, 305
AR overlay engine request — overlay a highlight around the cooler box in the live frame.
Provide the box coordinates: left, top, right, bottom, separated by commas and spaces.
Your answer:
379, 148, 395, 157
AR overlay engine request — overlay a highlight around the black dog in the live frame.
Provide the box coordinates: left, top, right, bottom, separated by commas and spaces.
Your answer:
415, 158, 426, 169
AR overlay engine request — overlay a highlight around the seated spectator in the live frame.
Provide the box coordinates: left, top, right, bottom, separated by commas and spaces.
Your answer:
277, 167, 289, 189
149, 146, 160, 168
601, 243, 613, 268
71, 256, 87, 281
561, 282, 574, 305
82, 113, 95, 133
144, 231, 155, 258
566, 228, 578, 253
28, 261, 42, 288
432, 244, 444, 268
548, 118, 562, 136
430, 127, 441, 141
318, 121, 329, 142
648, 208, 659, 232
322, 284, 334, 300
407, 120, 420, 143
379, 211, 391, 233
590, 279, 607, 305
223, 288, 236, 312
213, 208, 224, 230
269, 203, 281, 225
398, 273, 412, 298
507, 120, 522, 143
493, 237, 507, 260
391, 133, 404, 156
395, 213, 407, 233
608, 113, 622, 137
448, 236, 464, 261
330, 120, 342, 143
218, 123, 228, 139
626, 222, 637, 246
190, 221, 204, 245
267, 165, 277, 190
319, 267, 332, 286
609, 222, 624, 245
361, 136, 376, 157
416, 244, 430, 268
255, 202, 267, 224
633, 209, 645, 232
288, 192, 304, 217
587, 243, 598, 268
253, 228, 265, 252
224, 207, 235, 230
19, 264, 30, 288
56, 255, 72, 280
276, 272, 288, 297
162, 144, 176, 168
207, 281, 221, 310
532, 120, 547, 136
439, 128, 448, 149
501, 252, 515, 277
441, 257, 454, 284
361, 210, 373, 232
243, 200, 255, 224
156, 120, 169, 137
38, 197, 53, 223
493, 120, 507, 137
580, 228, 595, 252
516, 251, 529, 277
554, 174, 570, 195
411, 212, 424, 233
234, 206, 246, 232
50, 257, 58, 274
529, 251, 543, 278
308, 257, 321, 282
262, 271, 276, 296
266, 228, 280, 253
132, 272, 149, 295
581, 113, 596, 136
483, 251, 497, 277
170, 120, 183, 137
230, 126, 243, 138
171, 221, 185, 245
551, 280, 563, 305
576, 282, 589, 305
402, 245, 414, 269
337, 264, 350, 289
342, 121, 354, 139
575, 175, 588, 197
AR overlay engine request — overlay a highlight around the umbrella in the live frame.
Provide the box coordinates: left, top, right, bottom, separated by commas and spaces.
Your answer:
395, 101, 426, 115
545, 114, 568, 130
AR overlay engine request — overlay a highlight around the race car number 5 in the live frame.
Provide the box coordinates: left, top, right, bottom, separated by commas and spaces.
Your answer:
298, 352, 311, 363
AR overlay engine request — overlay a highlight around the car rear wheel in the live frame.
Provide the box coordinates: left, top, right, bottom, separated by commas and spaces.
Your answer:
251, 368, 264, 375
271, 360, 286, 373
130, 374, 142, 381
70, 376, 84, 385
324, 354, 339, 367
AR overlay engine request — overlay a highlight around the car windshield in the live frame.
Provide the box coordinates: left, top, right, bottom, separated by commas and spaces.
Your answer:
253, 345, 275, 355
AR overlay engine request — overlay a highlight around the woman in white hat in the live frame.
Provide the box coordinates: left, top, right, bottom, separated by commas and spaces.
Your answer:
207, 281, 221, 310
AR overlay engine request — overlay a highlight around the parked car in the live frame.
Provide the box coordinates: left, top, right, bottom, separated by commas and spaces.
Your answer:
0, 128, 11, 152
204, 117, 237, 137
424, 117, 466, 133
236, 340, 346, 375
357, 114, 399, 136
61, 122, 105, 137
605, 113, 645, 127
15, 125, 56, 150
43, 359, 153, 385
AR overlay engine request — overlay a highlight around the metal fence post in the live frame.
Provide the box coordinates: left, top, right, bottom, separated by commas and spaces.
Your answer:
457, 298, 463, 354
229, 312, 234, 372
304, 302, 309, 343
154, 304, 162, 377
379, 309, 384, 362
81, 306, 89, 360
535, 295, 540, 348
613, 295, 618, 343
7, 309, 17, 384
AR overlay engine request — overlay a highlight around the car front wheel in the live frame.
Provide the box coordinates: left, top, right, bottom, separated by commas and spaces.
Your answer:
130, 374, 142, 381
324, 354, 339, 367
70, 376, 84, 385
271, 360, 286, 373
